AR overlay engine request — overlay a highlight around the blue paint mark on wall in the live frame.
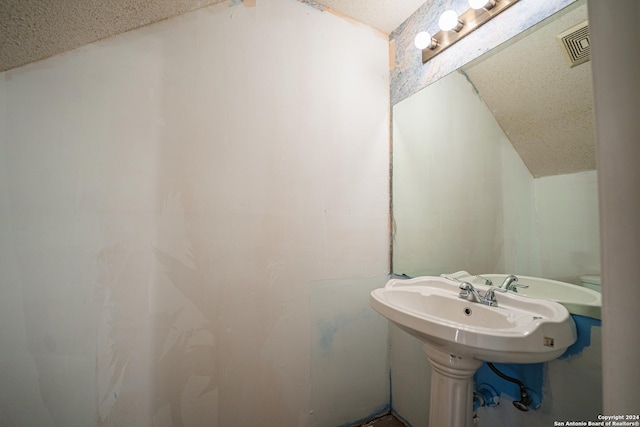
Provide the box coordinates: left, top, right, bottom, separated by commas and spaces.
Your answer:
559, 314, 601, 359
315, 314, 352, 353
317, 319, 340, 351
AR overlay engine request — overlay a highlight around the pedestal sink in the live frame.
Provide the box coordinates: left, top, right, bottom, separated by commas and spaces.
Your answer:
370, 276, 576, 427
445, 271, 602, 319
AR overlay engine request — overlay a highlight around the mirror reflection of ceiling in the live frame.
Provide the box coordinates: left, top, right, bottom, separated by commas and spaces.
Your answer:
462, 1, 594, 177
0, 0, 425, 72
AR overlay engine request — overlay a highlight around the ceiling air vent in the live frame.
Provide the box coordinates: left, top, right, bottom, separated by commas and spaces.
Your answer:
557, 21, 590, 67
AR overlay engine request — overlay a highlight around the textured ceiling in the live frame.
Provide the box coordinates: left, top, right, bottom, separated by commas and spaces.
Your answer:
463, 1, 594, 177
0, 0, 229, 72
0, 0, 425, 72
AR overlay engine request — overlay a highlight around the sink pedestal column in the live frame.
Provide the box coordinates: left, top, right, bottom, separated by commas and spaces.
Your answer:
423, 342, 483, 427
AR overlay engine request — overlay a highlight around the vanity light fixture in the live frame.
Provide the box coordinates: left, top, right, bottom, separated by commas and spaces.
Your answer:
439, 10, 464, 32
414, 31, 438, 50
417, 0, 520, 63
469, 0, 496, 10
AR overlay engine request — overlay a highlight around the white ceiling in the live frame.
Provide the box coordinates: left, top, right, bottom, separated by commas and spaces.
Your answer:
0, 0, 425, 72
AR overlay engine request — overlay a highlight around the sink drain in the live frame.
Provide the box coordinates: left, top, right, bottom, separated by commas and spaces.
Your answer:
464, 307, 472, 316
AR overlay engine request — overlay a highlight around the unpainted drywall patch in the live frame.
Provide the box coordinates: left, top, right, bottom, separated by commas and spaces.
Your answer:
308, 277, 390, 426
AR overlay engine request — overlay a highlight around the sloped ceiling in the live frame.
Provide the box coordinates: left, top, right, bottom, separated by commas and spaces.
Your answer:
0, 0, 226, 72
463, 1, 594, 177
0, 0, 425, 72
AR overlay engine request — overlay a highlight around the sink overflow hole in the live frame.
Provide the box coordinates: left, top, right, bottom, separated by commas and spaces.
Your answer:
464, 307, 472, 316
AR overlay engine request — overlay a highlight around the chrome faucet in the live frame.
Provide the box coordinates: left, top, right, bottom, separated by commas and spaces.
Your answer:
500, 275, 519, 290
458, 282, 484, 303
499, 275, 529, 293
459, 283, 506, 306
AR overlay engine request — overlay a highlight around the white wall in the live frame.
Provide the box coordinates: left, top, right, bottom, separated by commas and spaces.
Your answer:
0, 1, 391, 425
588, 0, 640, 414
392, 71, 537, 278
535, 171, 600, 283
391, 70, 602, 426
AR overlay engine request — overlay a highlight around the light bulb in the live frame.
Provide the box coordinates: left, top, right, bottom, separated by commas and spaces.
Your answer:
439, 10, 463, 32
414, 31, 437, 50
469, 0, 496, 10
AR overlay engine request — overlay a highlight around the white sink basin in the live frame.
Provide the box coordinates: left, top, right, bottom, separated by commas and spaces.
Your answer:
370, 276, 577, 363
446, 271, 602, 319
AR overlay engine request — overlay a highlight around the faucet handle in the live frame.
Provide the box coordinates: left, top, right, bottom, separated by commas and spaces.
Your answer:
459, 282, 474, 291
458, 282, 474, 298
483, 287, 506, 306
475, 275, 493, 286
510, 282, 529, 293
485, 287, 507, 296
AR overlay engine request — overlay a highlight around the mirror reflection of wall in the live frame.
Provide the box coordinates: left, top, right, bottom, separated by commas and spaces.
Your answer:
392, 0, 599, 285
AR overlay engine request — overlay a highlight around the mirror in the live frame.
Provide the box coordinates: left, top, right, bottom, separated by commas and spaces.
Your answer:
391, 0, 600, 285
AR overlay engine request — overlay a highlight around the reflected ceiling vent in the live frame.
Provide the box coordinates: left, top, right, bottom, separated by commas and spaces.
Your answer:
557, 21, 590, 67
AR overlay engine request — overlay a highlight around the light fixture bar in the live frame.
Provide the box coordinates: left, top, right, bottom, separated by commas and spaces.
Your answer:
422, 0, 520, 64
